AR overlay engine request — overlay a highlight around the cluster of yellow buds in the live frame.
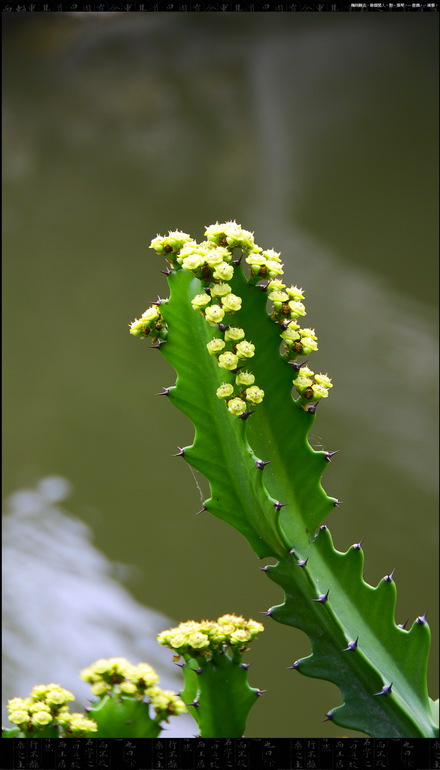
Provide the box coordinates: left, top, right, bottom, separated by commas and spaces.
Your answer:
143, 221, 331, 410
294, 365, 333, 402
80, 657, 159, 698
80, 657, 186, 718
157, 614, 264, 659
129, 302, 167, 343
6, 684, 97, 737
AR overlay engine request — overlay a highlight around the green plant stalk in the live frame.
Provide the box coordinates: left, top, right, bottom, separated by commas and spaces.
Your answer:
136, 241, 437, 738
180, 652, 260, 738
88, 695, 162, 738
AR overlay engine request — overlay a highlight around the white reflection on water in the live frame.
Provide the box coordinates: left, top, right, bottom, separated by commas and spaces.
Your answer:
2, 476, 193, 736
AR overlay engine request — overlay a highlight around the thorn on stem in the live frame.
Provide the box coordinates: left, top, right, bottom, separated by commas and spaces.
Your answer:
307, 402, 319, 414
156, 387, 171, 397
260, 609, 273, 616
256, 689, 267, 697
313, 590, 330, 604
289, 359, 309, 371
333, 499, 342, 507
274, 501, 288, 512
190, 699, 200, 708
161, 267, 172, 276
239, 410, 255, 421
322, 711, 334, 722
416, 611, 428, 625
373, 683, 392, 697
260, 565, 269, 572
150, 339, 166, 350
172, 447, 185, 457
194, 668, 203, 676
324, 450, 340, 462
241, 662, 252, 670
397, 619, 408, 630
384, 568, 396, 583
286, 660, 300, 670
289, 548, 296, 555
297, 559, 308, 568
256, 459, 271, 469
342, 637, 358, 652
352, 540, 363, 550
196, 506, 207, 515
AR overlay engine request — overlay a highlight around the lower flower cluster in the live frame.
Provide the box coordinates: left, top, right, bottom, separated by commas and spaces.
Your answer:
80, 657, 186, 719
7, 683, 96, 737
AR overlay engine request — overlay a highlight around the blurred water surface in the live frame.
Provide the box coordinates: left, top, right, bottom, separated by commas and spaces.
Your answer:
2, 476, 193, 736
2, 14, 438, 736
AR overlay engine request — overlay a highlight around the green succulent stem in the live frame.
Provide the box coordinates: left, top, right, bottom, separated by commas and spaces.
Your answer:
180, 653, 260, 738
135, 226, 437, 738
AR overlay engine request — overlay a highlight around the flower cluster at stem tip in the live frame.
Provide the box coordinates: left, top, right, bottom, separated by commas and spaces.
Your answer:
157, 614, 264, 661
80, 657, 186, 719
6, 683, 96, 737
130, 220, 332, 410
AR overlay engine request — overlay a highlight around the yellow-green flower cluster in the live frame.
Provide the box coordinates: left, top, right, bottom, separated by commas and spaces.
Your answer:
150, 230, 193, 256
157, 614, 264, 659
293, 365, 333, 402
245, 248, 284, 279
79, 656, 186, 719
6, 684, 97, 737
129, 303, 167, 342
80, 657, 160, 699
146, 687, 187, 719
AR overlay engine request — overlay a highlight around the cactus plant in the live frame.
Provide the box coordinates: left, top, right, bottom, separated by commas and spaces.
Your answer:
128, 221, 438, 738
157, 613, 265, 738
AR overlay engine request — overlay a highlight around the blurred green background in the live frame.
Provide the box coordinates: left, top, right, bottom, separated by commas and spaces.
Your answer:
2, 12, 438, 737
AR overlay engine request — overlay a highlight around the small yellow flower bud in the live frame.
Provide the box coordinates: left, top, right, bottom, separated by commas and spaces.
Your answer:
218, 352, 239, 370
227, 397, 247, 415
188, 632, 210, 649
119, 681, 138, 695
9, 710, 30, 725
224, 327, 245, 342
268, 290, 289, 302
235, 371, 255, 387
301, 337, 318, 354
213, 262, 234, 281
210, 283, 231, 297
312, 384, 329, 399
262, 249, 282, 262
314, 373, 333, 389
221, 293, 242, 313
205, 305, 225, 324
182, 254, 205, 271
206, 338, 226, 355
216, 383, 234, 399
266, 260, 284, 277
280, 327, 300, 342
90, 682, 111, 697
288, 300, 306, 318
245, 386, 264, 404
295, 375, 314, 393
191, 294, 211, 309
286, 285, 305, 300
31, 711, 53, 727
236, 341, 255, 359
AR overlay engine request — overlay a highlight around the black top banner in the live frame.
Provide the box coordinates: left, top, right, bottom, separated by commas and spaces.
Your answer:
1, 1, 439, 11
